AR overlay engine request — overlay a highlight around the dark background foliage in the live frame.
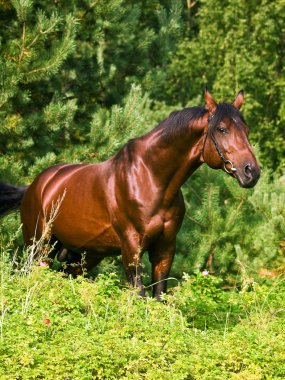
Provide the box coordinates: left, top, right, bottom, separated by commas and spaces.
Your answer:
0, 0, 284, 278
1, 3, 285, 377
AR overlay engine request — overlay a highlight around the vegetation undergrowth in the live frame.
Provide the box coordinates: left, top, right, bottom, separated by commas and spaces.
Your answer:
1, 1, 284, 379
1, 244, 285, 380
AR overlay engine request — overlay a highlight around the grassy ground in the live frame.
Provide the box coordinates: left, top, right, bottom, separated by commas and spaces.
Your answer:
1, 247, 285, 380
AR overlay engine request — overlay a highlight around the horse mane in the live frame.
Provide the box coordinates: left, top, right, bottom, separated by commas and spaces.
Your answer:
157, 106, 207, 141
208, 103, 245, 131
158, 103, 245, 142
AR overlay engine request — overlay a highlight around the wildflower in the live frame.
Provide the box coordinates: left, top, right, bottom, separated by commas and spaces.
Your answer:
201, 270, 209, 276
40, 261, 48, 267
43, 318, 51, 325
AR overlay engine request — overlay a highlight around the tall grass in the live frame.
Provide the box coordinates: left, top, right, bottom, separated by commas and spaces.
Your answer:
0, 235, 285, 379
0, 175, 284, 378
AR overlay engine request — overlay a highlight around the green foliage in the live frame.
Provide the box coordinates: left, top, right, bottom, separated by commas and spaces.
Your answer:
1, 0, 284, 182
89, 85, 151, 161
0, 0, 187, 181
159, 0, 285, 169
1, 250, 285, 379
0, 2, 284, 376
173, 165, 285, 281
0, 0, 78, 180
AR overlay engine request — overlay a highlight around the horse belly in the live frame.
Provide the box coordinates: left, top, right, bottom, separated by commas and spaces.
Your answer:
52, 209, 121, 255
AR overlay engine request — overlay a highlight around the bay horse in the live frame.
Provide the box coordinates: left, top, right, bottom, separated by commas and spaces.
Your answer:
0, 90, 260, 299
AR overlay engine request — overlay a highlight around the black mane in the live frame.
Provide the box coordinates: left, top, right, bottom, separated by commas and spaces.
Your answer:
158, 103, 245, 141
208, 103, 245, 133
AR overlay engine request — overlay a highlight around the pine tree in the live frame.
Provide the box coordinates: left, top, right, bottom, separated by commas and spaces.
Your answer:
89, 85, 151, 161
0, 0, 185, 182
172, 165, 285, 280
0, 1, 77, 182
159, 0, 285, 170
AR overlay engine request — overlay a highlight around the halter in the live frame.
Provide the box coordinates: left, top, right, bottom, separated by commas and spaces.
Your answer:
201, 114, 237, 174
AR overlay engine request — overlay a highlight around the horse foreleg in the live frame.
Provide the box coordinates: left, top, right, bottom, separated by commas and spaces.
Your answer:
121, 237, 145, 297
149, 239, 176, 300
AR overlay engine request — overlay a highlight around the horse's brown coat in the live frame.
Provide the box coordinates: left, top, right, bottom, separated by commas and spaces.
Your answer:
20, 91, 260, 298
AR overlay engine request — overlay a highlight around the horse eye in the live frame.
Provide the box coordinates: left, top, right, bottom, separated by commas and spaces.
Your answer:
217, 126, 228, 134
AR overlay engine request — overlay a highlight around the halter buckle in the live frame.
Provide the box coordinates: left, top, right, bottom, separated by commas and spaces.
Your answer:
224, 160, 237, 174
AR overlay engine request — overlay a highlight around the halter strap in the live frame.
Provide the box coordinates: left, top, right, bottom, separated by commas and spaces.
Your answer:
201, 114, 237, 174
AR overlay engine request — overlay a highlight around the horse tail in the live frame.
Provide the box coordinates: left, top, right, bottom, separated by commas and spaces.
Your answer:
0, 182, 28, 217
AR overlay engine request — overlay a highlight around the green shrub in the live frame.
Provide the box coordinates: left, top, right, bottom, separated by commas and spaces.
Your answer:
1, 244, 285, 379
172, 166, 285, 282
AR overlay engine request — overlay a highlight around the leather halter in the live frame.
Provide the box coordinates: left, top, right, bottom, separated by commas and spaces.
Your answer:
201, 114, 237, 174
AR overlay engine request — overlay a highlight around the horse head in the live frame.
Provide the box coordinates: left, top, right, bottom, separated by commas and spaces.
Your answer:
201, 90, 260, 188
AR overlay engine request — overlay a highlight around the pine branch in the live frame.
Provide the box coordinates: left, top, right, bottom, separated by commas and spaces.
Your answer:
80, 0, 100, 20
26, 12, 59, 50
24, 14, 77, 82
18, 21, 26, 65
226, 196, 245, 228
184, 212, 205, 228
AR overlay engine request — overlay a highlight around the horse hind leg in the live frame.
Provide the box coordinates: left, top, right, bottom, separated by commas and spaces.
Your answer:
64, 251, 84, 277
57, 247, 70, 262
46, 235, 63, 263
59, 250, 102, 278
56, 248, 82, 277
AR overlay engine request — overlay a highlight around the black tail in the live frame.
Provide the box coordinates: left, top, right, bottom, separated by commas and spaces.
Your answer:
0, 182, 28, 217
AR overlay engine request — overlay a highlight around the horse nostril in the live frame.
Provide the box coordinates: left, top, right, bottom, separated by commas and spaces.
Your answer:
244, 164, 252, 177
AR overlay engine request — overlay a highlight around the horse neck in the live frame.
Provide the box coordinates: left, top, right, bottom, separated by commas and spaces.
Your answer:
141, 115, 207, 204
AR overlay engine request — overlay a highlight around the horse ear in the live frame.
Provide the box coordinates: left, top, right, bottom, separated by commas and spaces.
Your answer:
233, 90, 244, 109
204, 88, 217, 114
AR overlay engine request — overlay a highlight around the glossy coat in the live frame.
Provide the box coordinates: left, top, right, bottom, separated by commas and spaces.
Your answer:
2, 91, 261, 298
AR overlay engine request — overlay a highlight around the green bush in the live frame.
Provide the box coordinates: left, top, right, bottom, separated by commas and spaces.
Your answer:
1, 249, 285, 379
0, 2, 284, 377
172, 165, 285, 282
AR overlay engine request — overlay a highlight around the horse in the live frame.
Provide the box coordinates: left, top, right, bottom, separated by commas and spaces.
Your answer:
0, 90, 260, 299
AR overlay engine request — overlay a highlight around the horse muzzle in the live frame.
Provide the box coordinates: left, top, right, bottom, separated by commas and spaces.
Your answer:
235, 162, 261, 188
